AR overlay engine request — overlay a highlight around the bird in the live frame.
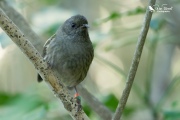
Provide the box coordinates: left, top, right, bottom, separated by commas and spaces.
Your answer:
37, 15, 94, 107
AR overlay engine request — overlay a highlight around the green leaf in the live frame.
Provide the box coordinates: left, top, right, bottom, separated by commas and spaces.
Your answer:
83, 104, 92, 116
126, 7, 146, 15
103, 94, 119, 111
123, 106, 135, 117
103, 94, 135, 116
164, 110, 180, 120
108, 12, 121, 20
0, 92, 20, 105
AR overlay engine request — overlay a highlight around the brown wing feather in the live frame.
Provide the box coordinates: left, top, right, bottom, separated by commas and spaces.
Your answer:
42, 34, 56, 57
37, 34, 56, 82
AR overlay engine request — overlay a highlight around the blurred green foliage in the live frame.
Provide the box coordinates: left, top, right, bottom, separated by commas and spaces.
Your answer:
103, 94, 119, 112
0, 93, 19, 105
42, 23, 61, 37
93, 7, 146, 25
150, 18, 165, 31
0, 92, 47, 120
38, 0, 60, 5
164, 110, 180, 120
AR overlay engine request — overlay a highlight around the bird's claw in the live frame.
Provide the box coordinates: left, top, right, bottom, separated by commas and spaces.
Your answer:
75, 96, 82, 112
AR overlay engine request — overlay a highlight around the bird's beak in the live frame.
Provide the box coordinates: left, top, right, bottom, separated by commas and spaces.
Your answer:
82, 24, 90, 28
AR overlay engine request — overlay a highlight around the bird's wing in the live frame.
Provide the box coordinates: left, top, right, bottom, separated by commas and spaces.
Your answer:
42, 34, 56, 57
37, 34, 56, 82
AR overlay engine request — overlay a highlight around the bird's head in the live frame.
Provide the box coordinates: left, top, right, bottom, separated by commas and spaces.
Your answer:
62, 15, 89, 36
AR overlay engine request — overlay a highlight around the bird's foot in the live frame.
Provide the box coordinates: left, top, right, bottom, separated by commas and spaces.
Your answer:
74, 93, 82, 112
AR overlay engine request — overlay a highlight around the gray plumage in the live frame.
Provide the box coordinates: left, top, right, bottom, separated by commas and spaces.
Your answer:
38, 15, 94, 88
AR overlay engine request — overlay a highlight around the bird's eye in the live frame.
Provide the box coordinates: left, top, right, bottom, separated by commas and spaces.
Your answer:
71, 23, 76, 28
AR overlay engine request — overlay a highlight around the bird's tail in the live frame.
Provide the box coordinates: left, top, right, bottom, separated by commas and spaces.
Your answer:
37, 74, 43, 82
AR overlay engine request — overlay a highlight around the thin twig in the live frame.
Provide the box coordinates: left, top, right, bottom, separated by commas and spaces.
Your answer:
0, 8, 89, 120
112, 0, 156, 120
77, 85, 113, 120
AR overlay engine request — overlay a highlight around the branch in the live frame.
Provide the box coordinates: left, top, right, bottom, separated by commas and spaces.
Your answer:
112, 0, 156, 120
0, 8, 89, 120
77, 85, 113, 120
0, 1, 113, 119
